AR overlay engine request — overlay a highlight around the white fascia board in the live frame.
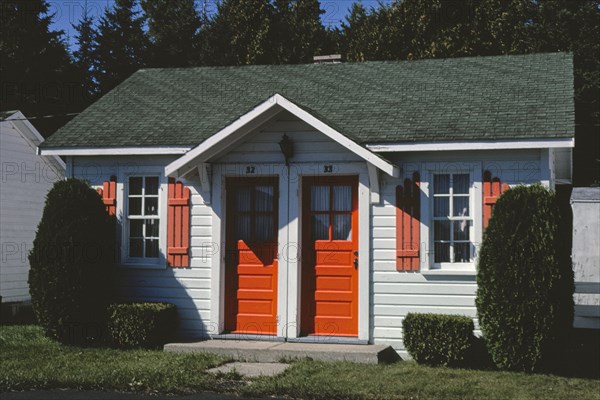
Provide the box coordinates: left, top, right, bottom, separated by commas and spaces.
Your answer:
165, 97, 280, 177
165, 93, 400, 178
366, 138, 575, 152
273, 94, 399, 177
38, 146, 192, 156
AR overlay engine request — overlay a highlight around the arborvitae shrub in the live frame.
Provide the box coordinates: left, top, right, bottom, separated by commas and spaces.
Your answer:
108, 302, 177, 348
28, 179, 115, 344
476, 184, 573, 372
403, 313, 475, 367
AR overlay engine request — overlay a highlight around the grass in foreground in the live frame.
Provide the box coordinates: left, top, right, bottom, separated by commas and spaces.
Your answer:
244, 359, 600, 400
1, 325, 599, 400
0, 325, 230, 394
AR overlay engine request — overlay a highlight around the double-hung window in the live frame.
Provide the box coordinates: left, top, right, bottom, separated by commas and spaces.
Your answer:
420, 163, 482, 273
127, 176, 160, 262
432, 173, 473, 265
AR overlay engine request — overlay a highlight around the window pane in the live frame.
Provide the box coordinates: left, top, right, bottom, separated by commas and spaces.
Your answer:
434, 221, 450, 241
434, 242, 450, 263
145, 239, 159, 258
453, 174, 469, 194
333, 214, 352, 240
454, 243, 471, 262
255, 186, 274, 212
145, 198, 158, 215
145, 219, 159, 237
434, 197, 449, 217
145, 177, 159, 195
255, 215, 274, 241
454, 220, 470, 241
236, 215, 251, 241
333, 186, 352, 211
129, 197, 142, 215
311, 186, 329, 211
434, 174, 450, 194
129, 239, 143, 257
236, 188, 251, 212
312, 214, 329, 240
453, 196, 469, 217
129, 177, 142, 195
130, 220, 143, 237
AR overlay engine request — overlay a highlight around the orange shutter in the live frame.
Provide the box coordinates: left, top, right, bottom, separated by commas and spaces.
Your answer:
396, 172, 420, 271
167, 178, 191, 268
483, 170, 509, 230
96, 176, 117, 216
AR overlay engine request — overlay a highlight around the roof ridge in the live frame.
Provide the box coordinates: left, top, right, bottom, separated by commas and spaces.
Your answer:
136, 52, 572, 73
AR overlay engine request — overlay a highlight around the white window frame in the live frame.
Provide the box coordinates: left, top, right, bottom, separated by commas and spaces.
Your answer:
119, 167, 168, 268
420, 162, 482, 274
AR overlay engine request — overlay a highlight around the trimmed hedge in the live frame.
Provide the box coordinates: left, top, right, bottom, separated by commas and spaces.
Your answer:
108, 302, 177, 349
403, 313, 475, 366
476, 184, 574, 372
28, 179, 115, 344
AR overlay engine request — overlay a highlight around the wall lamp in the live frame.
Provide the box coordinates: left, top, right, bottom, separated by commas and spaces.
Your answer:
279, 134, 294, 166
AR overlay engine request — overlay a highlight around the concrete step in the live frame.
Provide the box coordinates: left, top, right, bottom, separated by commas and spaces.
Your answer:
164, 340, 401, 364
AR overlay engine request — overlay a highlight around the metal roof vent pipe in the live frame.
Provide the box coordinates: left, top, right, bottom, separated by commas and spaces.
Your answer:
313, 54, 342, 64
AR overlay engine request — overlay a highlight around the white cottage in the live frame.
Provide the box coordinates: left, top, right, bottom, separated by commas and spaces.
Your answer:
38, 53, 574, 352
1, 111, 65, 304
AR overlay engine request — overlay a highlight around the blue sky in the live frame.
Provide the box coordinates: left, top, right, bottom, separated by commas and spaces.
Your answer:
48, 0, 388, 49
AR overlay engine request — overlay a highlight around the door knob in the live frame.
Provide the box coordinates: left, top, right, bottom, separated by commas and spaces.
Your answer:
353, 257, 358, 268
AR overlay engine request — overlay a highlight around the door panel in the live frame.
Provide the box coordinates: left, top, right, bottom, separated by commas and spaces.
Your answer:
225, 178, 278, 335
302, 176, 359, 336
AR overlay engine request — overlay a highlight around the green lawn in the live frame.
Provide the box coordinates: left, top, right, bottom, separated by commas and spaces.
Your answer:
1, 325, 599, 400
0, 325, 230, 394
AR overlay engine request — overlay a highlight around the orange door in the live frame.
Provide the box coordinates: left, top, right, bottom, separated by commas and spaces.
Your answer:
301, 176, 359, 336
225, 178, 278, 335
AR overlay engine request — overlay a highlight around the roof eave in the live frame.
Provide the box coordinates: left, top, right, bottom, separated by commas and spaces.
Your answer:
38, 146, 193, 156
366, 138, 575, 152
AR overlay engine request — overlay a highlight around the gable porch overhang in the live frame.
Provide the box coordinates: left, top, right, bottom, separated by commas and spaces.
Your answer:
164, 94, 400, 179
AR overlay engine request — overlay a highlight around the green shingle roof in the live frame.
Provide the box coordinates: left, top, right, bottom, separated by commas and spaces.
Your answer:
41, 52, 574, 149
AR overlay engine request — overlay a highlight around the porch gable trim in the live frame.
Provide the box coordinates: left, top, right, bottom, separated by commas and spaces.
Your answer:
165, 94, 399, 178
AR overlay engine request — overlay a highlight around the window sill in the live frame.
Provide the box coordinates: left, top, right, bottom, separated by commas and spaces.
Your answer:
118, 263, 166, 270
421, 269, 476, 276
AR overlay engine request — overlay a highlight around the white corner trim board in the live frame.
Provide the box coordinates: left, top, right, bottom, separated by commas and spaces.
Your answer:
165, 93, 400, 178
38, 146, 192, 156
366, 138, 575, 152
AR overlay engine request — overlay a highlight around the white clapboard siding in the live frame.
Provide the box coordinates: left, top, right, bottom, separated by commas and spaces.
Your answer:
370, 149, 544, 351
571, 191, 600, 329
117, 267, 212, 337
0, 117, 64, 303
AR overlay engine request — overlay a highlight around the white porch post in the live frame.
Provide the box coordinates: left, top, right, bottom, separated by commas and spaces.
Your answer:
358, 170, 371, 341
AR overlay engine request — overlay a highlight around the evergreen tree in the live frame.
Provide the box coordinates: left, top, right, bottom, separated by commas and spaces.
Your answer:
204, 0, 274, 66
94, 0, 147, 94
0, 0, 75, 135
73, 5, 98, 103
341, 3, 400, 62
141, 0, 202, 67
472, 0, 538, 55
271, 0, 327, 64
